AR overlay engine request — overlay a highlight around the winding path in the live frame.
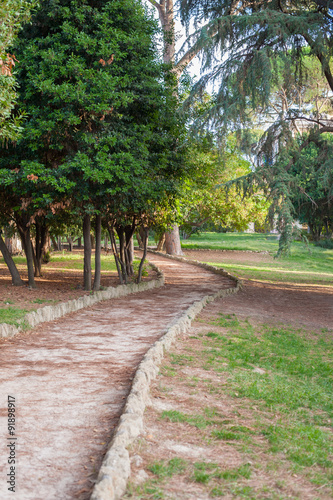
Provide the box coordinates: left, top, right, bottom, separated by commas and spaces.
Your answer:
0, 253, 236, 500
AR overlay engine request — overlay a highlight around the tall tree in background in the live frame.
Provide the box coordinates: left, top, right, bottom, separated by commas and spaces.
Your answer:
179, 0, 333, 253
146, 0, 217, 254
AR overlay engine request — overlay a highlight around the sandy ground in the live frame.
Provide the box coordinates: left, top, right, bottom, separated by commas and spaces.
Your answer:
0, 253, 235, 500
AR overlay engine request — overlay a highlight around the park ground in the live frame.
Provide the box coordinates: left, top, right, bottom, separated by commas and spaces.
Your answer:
0, 233, 332, 499
124, 234, 333, 500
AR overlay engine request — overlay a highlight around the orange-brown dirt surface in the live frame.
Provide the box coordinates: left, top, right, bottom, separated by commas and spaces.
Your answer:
0, 252, 235, 500
0, 249, 155, 313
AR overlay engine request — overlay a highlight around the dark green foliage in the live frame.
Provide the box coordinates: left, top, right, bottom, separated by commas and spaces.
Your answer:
0, 0, 187, 283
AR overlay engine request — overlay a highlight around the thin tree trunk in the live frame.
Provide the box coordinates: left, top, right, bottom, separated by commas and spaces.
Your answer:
124, 221, 136, 276
157, 233, 165, 251
19, 227, 36, 288
137, 228, 149, 284
83, 214, 92, 291
108, 224, 123, 284
57, 236, 62, 251
136, 231, 143, 249
116, 226, 128, 284
0, 232, 24, 286
33, 221, 47, 277
93, 214, 101, 291
67, 236, 73, 252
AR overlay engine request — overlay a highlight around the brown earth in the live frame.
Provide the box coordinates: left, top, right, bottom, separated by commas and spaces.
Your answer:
0, 250, 155, 313
183, 249, 333, 331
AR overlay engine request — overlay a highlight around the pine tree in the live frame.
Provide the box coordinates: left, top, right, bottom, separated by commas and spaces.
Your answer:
179, 0, 333, 253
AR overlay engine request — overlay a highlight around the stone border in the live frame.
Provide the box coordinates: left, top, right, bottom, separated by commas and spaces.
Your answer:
91, 252, 241, 500
0, 263, 164, 339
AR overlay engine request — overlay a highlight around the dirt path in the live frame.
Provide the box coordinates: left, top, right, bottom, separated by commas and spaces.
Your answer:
0, 253, 235, 500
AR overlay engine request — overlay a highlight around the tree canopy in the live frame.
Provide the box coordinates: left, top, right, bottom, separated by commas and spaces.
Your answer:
0, 0, 34, 143
0, 0, 187, 287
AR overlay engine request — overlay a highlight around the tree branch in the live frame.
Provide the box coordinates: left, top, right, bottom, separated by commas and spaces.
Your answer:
302, 32, 333, 92
146, 0, 165, 25
175, 23, 218, 76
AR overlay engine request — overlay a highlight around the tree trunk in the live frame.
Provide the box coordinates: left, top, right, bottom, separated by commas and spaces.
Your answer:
83, 214, 92, 291
116, 226, 128, 284
57, 236, 62, 251
77, 237, 82, 248
93, 214, 101, 291
104, 233, 108, 250
0, 232, 24, 286
165, 225, 183, 255
108, 224, 123, 284
33, 220, 47, 277
67, 236, 73, 252
124, 223, 136, 276
157, 233, 165, 251
137, 228, 149, 283
136, 230, 143, 249
17, 225, 36, 288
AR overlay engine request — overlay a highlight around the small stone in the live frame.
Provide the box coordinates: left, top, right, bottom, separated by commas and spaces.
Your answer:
131, 454, 143, 467
133, 469, 149, 485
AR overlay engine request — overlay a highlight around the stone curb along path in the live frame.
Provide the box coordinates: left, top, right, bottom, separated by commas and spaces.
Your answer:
91, 251, 242, 500
0, 263, 164, 339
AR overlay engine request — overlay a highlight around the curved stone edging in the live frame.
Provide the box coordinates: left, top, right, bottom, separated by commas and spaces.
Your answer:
0, 263, 164, 339
91, 253, 241, 500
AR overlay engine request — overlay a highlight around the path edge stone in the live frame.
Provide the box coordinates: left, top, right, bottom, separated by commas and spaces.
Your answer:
0, 263, 164, 339
91, 252, 241, 500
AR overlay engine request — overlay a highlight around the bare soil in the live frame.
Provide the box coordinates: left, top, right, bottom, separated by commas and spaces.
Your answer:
184, 249, 333, 331
0, 250, 155, 313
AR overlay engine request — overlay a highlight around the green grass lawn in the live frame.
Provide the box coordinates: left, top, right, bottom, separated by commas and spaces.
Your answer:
182, 232, 333, 285
49, 251, 118, 272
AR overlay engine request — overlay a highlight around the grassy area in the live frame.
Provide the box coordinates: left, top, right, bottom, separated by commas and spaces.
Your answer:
182, 232, 333, 285
49, 251, 118, 272
181, 232, 283, 253
0, 307, 31, 326
127, 313, 333, 499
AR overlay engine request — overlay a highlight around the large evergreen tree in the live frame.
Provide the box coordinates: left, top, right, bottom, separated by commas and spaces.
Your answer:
0, 0, 186, 287
179, 0, 333, 252
0, 0, 34, 143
